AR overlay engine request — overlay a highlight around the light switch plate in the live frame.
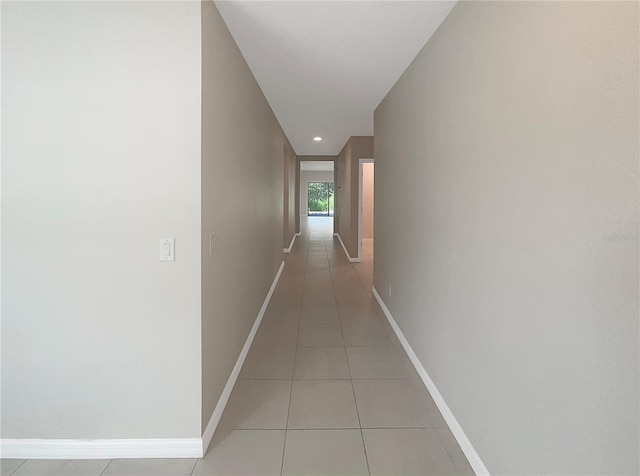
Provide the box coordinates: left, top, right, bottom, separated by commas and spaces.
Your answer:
159, 238, 175, 261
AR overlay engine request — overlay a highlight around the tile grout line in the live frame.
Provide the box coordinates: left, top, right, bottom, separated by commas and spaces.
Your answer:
8, 459, 27, 476
329, 240, 372, 476
346, 254, 373, 476
198, 426, 431, 431
434, 428, 467, 476
98, 459, 113, 476
188, 456, 199, 476
280, 230, 308, 476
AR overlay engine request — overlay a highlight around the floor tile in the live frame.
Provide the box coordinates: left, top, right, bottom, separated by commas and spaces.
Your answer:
219, 380, 292, 429
332, 276, 364, 289
456, 466, 476, 476
102, 459, 196, 476
363, 429, 457, 475
300, 306, 339, 324
270, 293, 302, 306
356, 270, 373, 280
239, 347, 295, 379
288, 380, 359, 429
253, 324, 298, 347
330, 264, 358, 275
353, 379, 431, 428
436, 428, 475, 474
1, 460, 25, 476
335, 291, 373, 307
346, 346, 410, 378
412, 381, 449, 428
304, 272, 332, 283
302, 292, 336, 308
285, 254, 307, 263
338, 306, 381, 324
294, 347, 350, 379
355, 263, 373, 273
279, 273, 305, 283
263, 304, 300, 325
329, 262, 350, 270
193, 429, 285, 475
297, 324, 344, 347
303, 280, 334, 292
274, 282, 304, 296
306, 266, 331, 276
282, 430, 368, 476
11, 460, 109, 476
280, 272, 306, 282
342, 323, 391, 346
282, 260, 306, 268
306, 260, 329, 269
359, 277, 373, 287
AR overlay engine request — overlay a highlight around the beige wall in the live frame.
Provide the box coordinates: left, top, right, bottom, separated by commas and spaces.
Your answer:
201, 0, 289, 432
2, 0, 294, 443
284, 145, 297, 248
335, 137, 373, 258
374, 2, 639, 474
1, 1, 202, 438
362, 163, 374, 240
300, 170, 335, 216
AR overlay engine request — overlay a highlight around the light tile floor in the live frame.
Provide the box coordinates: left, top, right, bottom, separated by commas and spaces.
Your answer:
1, 217, 473, 476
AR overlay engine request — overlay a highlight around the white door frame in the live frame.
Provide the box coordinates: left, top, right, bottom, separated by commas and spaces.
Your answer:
358, 158, 374, 263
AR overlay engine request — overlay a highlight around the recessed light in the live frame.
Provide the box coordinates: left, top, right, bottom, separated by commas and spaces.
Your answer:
313, 137, 322, 141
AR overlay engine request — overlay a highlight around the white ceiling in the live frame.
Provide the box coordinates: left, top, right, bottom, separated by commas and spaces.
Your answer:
215, 1, 456, 155
300, 160, 334, 172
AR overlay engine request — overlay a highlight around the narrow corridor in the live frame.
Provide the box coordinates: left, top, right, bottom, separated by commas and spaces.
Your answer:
195, 217, 474, 475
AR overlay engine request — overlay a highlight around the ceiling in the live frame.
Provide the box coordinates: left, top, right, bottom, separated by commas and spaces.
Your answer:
215, 1, 456, 155
300, 160, 334, 172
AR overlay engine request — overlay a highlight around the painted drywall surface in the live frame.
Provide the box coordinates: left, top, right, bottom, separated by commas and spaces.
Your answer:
335, 137, 373, 258
1, 1, 202, 438
295, 160, 301, 233
201, 1, 288, 431
374, 2, 639, 474
284, 146, 297, 248
335, 140, 353, 247
300, 171, 335, 216
362, 163, 374, 239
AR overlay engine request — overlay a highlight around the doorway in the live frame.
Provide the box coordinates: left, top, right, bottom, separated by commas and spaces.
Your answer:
358, 159, 374, 263
307, 182, 334, 217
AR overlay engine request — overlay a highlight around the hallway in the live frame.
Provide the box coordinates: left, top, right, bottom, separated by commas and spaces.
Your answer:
2, 1, 637, 473
195, 216, 473, 475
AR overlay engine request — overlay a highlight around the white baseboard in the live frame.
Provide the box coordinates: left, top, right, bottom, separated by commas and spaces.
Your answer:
333, 233, 360, 263
283, 233, 300, 253
372, 287, 490, 476
0, 438, 202, 459
201, 260, 285, 454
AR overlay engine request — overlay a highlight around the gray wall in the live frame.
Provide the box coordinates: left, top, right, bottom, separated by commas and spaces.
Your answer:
201, 1, 288, 431
374, 2, 639, 474
1, 1, 202, 438
284, 145, 297, 248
